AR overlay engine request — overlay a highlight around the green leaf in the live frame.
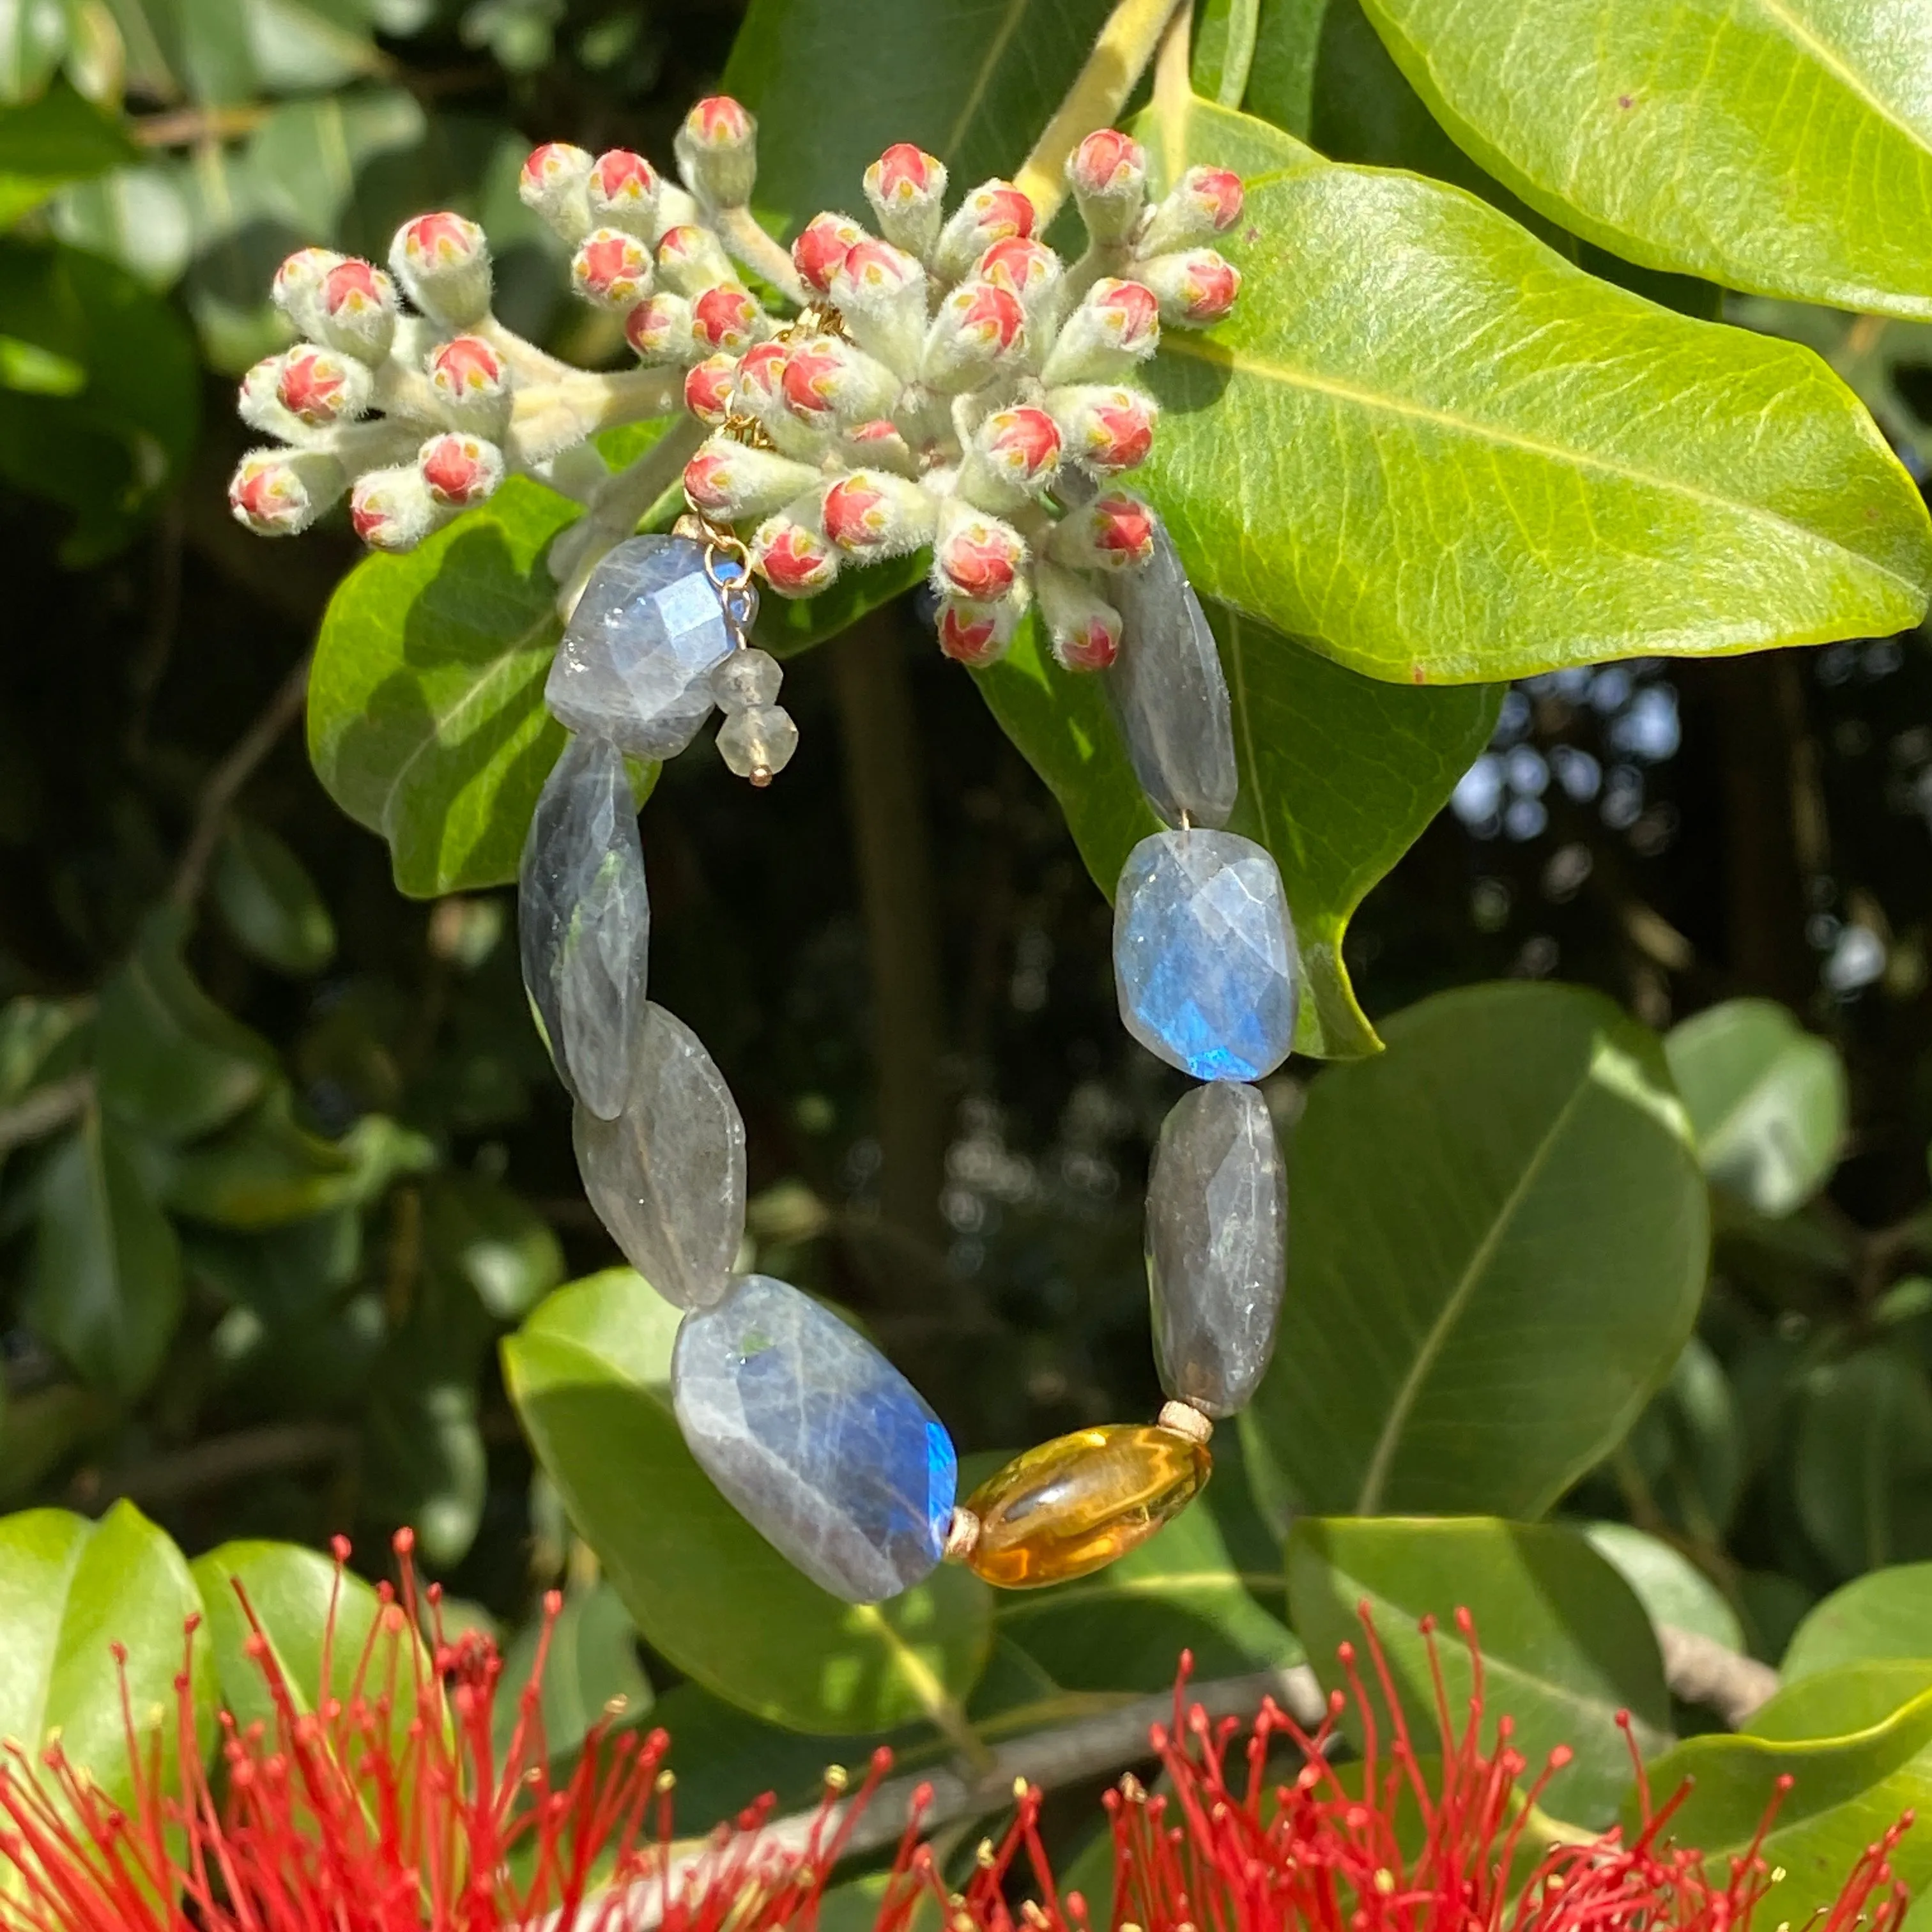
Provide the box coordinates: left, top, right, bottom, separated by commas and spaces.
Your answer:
1135, 92, 1932, 684
1355, 0, 1932, 321
1622, 1336, 1746, 1542
213, 818, 337, 975
1795, 1347, 1932, 1577
0, 1503, 212, 1811
421, 1168, 564, 1322
1786, 1565, 1932, 1682
308, 478, 583, 899
0, 79, 134, 223
1634, 1687, 1932, 1925
96, 907, 275, 1143
1579, 1520, 1744, 1652
723, 0, 1118, 238
1251, 981, 1707, 1517
1286, 1515, 1670, 1827
493, 1582, 652, 1765
27, 1108, 182, 1399
753, 552, 929, 659
1666, 999, 1846, 1217
362, 1370, 487, 1568
0, 0, 67, 102
977, 605, 1497, 1058
503, 1268, 994, 1736
1749, 1660, 1932, 1744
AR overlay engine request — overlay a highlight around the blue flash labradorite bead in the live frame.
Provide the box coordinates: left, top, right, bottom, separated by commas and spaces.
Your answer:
1113, 829, 1297, 1081
546, 535, 733, 759
671, 1273, 957, 1603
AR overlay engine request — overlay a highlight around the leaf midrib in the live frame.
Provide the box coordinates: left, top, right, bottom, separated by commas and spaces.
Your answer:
1354, 1072, 1594, 1512
19, 1524, 89, 1754
1162, 332, 1920, 601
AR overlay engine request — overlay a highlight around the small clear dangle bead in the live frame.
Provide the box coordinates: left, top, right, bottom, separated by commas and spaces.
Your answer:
712, 648, 783, 710
717, 703, 800, 785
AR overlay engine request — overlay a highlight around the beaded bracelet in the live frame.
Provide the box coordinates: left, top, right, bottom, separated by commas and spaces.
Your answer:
519, 148, 1292, 1607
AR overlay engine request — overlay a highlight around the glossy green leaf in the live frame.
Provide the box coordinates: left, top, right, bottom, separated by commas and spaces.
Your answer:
213, 819, 337, 975
504, 1268, 994, 1736
1786, 1565, 1932, 1682
1621, 1335, 1747, 1542
1635, 1687, 1932, 1925
1287, 1515, 1669, 1827
0, 79, 134, 222
1795, 1347, 1932, 1577
1666, 999, 1846, 1218
0, 1504, 211, 1810
309, 479, 579, 900
723, 0, 1117, 238
27, 1108, 182, 1398
493, 1583, 652, 1764
1356, 0, 1932, 320
1135, 92, 1932, 684
1252, 982, 1706, 1517
0, 0, 66, 102
1580, 1520, 1744, 1652
977, 606, 1498, 1058
1750, 1660, 1932, 1744
364, 1370, 487, 1568
421, 1168, 564, 1321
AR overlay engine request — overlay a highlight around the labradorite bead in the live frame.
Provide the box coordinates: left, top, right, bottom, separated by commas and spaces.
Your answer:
962, 1423, 1210, 1588
1147, 1081, 1287, 1418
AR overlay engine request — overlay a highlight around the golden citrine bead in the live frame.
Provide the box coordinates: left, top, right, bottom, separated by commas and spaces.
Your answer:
960, 1423, 1211, 1588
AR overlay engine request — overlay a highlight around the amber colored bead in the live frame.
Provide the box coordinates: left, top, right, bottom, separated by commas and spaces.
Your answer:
960, 1423, 1210, 1588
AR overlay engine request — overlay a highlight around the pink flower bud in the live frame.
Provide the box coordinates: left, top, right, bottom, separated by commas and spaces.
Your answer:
821, 469, 935, 558
1142, 165, 1245, 254
684, 353, 739, 424
920, 279, 1026, 392
863, 142, 947, 257
1036, 561, 1121, 670
276, 343, 371, 427
1138, 247, 1241, 326
625, 292, 694, 364
427, 334, 510, 431
690, 282, 763, 355
931, 179, 1034, 282
751, 496, 839, 597
238, 356, 299, 439
655, 223, 737, 296
349, 464, 447, 551
933, 500, 1026, 601
828, 238, 930, 375
390, 211, 491, 328
585, 149, 661, 241
519, 142, 594, 241
781, 334, 901, 429
958, 404, 1062, 509
675, 95, 757, 208
683, 439, 822, 523
572, 227, 654, 309
1067, 128, 1146, 246
935, 594, 1017, 666
1040, 276, 1159, 385
732, 339, 788, 409
976, 236, 1063, 327
229, 447, 345, 535
841, 417, 916, 472
271, 247, 341, 321
1048, 489, 1155, 570
792, 211, 863, 294
1048, 384, 1158, 473
419, 432, 505, 507
303, 257, 396, 363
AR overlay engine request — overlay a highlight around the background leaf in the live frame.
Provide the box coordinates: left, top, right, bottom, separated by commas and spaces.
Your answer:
1250, 981, 1707, 1517
0, 79, 134, 221
493, 1582, 652, 1763
213, 818, 337, 975
504, 1268, 994, 1736
1581, 1520, 1744, 1652
1135, 93, 1932, 684
1784, 1565, 1932, 1682
1795, 1348, 1932, 1577
1286, 1515, 1670, 1826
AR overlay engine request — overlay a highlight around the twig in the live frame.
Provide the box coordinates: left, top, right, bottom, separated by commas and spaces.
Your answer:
0, 1074, 93, 1156
548, 417, 709, 618
69, 1423, 356, 1511
715, 204, 810, 308
1657, 1623, 1779, 1729
1014, 0, 1188, 222
169, 649, 315, 912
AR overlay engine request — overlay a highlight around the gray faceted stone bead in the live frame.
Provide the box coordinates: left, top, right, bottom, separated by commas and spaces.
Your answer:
1107, 516, 1238, 830
573, 1003, 746, 1309
1147, 1082, 1287, 1418
518, 734, 648, 1121
547, 535, 734, 759
673, 1273, 957, 1603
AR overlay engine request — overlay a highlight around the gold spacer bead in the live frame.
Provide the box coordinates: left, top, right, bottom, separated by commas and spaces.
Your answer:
942, 1506, 981, 1561
1157, 1399, 1214, 1445
750, 765, 772, 788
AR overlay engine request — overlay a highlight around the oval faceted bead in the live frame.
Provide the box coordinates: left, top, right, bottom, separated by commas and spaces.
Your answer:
518, 733, 648, 1121
1147, 1082, 1287, 1418
573, 1003, 745, 1309
546, 535, 734, 759
1114, 829, 1297, 1081
673, 1273, 958, 1603
1107, 516, 1238, 831
962, 1424, 1210, 1588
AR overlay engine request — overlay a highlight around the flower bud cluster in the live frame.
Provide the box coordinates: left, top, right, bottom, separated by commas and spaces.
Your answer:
228, 102, 1243, 679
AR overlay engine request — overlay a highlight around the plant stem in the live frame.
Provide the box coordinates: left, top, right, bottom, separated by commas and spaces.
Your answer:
715, 204, 810, 308
1015, 0, 1188, 222
548, 417, 708, 618
69, 1422, 357, 1510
